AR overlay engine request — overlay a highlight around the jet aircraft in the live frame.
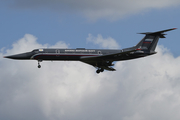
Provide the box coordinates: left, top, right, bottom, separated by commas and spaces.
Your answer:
4, 28, 176, 73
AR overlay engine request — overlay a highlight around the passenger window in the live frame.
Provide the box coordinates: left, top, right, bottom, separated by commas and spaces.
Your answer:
98, 51, 101, 54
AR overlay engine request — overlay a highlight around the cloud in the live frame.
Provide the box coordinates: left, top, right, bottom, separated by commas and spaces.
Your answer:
5, 0, 180, 21
1, 34, 180, 120
86, 34, 120, 49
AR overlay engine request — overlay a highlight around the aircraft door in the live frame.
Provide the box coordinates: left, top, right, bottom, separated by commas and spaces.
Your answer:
55, 49, 60, 57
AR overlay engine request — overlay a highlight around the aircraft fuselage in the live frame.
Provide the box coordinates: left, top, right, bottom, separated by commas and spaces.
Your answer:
5, 48, 150, 61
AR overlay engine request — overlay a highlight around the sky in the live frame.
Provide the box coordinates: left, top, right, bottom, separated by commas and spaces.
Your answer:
0, 0, 180, 120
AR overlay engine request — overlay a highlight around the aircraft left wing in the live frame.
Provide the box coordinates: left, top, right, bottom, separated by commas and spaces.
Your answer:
80, 49, 136, 71
81, 60, 116, 71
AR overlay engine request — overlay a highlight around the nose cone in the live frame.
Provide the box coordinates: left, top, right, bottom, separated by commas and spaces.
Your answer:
4, 52, 32, 60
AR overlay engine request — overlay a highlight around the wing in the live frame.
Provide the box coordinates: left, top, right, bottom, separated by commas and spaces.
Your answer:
81, 60, 116, 71
81, 49, 136, 61
80, 49, 136, 71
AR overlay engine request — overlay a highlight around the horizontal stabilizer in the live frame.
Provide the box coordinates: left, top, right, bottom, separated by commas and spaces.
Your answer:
138, 28, 177, 38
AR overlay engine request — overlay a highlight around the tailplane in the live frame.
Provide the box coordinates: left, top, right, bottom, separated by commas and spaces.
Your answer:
135, 28, 177, 52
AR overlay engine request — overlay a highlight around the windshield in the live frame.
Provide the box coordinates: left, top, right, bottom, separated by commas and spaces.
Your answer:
32, 49, 39, 53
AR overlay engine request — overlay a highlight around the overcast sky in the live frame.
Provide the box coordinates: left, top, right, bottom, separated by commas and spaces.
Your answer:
1, 0, 180, 120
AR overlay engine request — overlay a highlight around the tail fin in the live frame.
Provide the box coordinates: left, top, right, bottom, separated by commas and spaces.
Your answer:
135, 28, 177, 52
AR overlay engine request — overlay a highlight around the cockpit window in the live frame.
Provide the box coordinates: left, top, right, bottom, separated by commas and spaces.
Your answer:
32, 49, 39, 53
32, 49, 44, 53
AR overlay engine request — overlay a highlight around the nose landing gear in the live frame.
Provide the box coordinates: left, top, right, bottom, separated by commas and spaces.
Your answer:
37, 60, 42, 68
38, 64, 41, 68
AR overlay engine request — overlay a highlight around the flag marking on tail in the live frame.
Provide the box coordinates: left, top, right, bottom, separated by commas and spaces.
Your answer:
143, 38, 153, 44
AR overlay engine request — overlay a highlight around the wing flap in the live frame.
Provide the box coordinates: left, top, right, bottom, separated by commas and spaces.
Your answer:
81, 61, 116, 71
101, 66, 116, 71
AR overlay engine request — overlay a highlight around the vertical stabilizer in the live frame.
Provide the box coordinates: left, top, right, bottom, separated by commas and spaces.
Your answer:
135, 28, 177, 52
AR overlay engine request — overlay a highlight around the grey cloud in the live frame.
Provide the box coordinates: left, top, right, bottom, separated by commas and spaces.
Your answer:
1, 34, 180, 120
4, 0, 180, 21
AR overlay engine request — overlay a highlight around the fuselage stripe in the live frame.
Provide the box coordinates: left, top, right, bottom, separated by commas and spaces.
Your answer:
33, 54, 99, 59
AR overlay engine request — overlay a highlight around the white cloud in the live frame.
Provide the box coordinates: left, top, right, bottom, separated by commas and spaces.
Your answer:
1, 34, 180, 120
5, 0, 180, 21
87, 34, 120, 49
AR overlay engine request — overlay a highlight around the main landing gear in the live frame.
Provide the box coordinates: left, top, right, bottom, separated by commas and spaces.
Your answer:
38, 60, 42, 68
96, 68, 104, 74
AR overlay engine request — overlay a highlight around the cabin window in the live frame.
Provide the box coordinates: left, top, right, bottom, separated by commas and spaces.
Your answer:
98, 51, 102, 54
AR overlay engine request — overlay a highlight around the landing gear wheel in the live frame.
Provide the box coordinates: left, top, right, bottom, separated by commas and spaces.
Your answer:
100, 68, 104, 72
38, 65, 41, 68
96, 70, 100, 74
96, 68, 104, 74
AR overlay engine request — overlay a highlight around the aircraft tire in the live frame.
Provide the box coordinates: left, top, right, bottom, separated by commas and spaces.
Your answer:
38, 65, 41, 68
96, 70, 100, 74
100, 68, 104, 72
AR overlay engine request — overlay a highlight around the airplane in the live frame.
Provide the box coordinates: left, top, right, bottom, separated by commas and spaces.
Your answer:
4, 28, 176, 74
